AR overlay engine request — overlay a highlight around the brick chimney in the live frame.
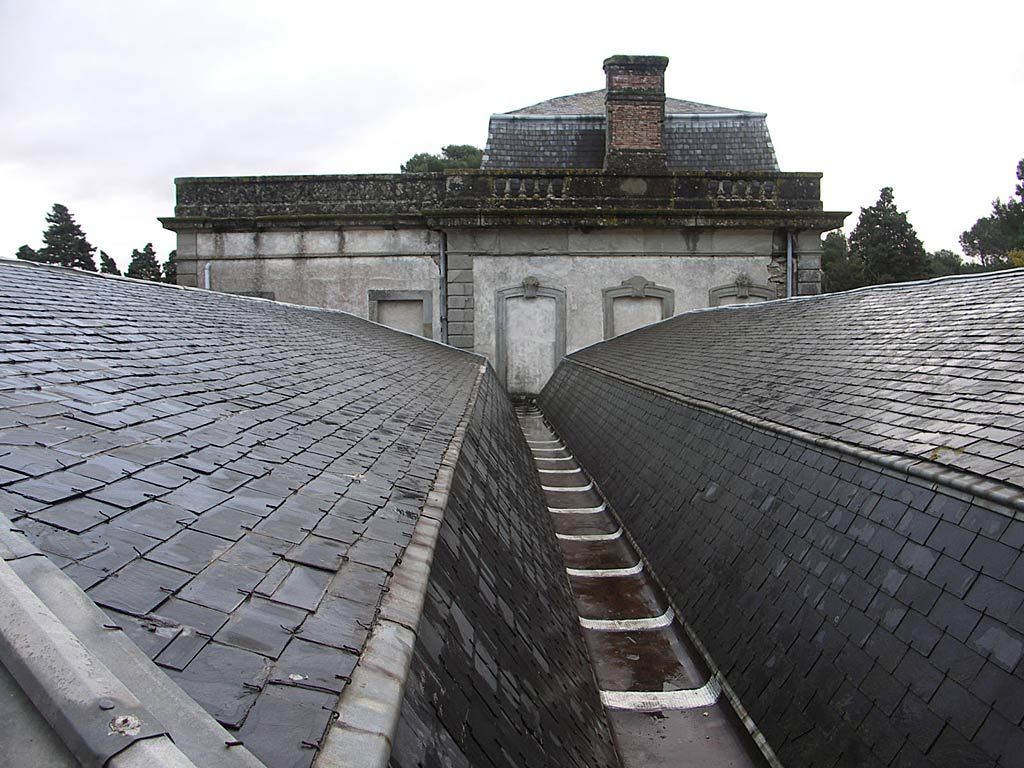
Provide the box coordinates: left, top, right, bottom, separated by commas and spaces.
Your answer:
603, 55, 669, 174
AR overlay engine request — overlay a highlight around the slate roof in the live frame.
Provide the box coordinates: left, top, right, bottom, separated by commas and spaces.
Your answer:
568, 269, 1024, 502
483, 89, 779, 171
0, 261, 481, 767
505, 89, 755, 116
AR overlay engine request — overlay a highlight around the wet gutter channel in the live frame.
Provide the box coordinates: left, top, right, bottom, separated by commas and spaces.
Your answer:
516, 405, 769, 768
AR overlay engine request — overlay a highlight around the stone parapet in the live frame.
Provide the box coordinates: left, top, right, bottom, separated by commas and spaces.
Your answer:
162, 170, 846, 233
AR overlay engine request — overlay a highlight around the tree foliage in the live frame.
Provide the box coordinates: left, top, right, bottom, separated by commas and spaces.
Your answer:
848, 187, 929, 286
99, 251, 121, 275
126, 243, 162, 282
162, 250, 177, 284
15, 244, 43, 263
960, 158, 1024, 268
820, 231, 864, 292
16, 204, 98, 271
401, 144, 483, 173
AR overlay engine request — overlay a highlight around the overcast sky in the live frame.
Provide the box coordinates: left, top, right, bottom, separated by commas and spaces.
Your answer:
2, 1, 1022, 271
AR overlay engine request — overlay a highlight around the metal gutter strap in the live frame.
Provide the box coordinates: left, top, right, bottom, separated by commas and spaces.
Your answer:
0, 553, 169, 768
0, 513, 266, 768
315, 362, 488, 768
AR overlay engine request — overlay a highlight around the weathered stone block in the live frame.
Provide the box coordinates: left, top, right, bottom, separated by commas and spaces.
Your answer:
448, 269, 473, 284
447, 253, 474, 270
448, 296, 475, 310
448, 322, 474, 336
448, 283, 474, 296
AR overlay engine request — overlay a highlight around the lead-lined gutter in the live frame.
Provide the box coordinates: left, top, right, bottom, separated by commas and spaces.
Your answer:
315, 362, 487, 768
565, 358, 1024, 521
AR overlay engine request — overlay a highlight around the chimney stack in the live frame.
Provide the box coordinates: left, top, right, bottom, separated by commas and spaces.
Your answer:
603, 55, 669, 174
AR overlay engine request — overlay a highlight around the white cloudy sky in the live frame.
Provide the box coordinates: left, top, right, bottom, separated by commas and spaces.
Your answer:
1, 1, 1022, 270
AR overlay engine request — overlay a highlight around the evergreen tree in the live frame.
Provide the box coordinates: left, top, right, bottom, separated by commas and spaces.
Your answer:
960, 158, 1024, 269
15, 244, 44, 263
848, 187, 929, 285
821, 231, 865, 292
99, 251, 121, 275
401, 144, 484, 172
126, 243, 162, 281
162, 250, 177, 284
38, 203, 97, 271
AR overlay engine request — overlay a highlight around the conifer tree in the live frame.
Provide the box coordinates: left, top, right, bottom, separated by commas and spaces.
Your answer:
848, 187, 929, 285
162, 250, 177, 284
38, 204, 97, 271
126, 243, 162, 281
99, 251, 121, 275
15, 244, 44, 263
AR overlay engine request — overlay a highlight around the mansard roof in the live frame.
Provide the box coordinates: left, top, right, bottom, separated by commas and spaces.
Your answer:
505, 89, 756, 117
483, 88, 779, 172
0, 261, 483, 767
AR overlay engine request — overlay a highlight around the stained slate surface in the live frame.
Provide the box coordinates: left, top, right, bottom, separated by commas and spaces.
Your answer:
505, 89, 750, 116
391, 371, 618, 768
0, 261, 481, 767
539, 271, 1024, 768
569, 271, 1024, 497
483, 89, 779, 171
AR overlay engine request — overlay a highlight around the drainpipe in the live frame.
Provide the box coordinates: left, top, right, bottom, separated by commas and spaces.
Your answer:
785, 232, 794, 299
438, 231, 449, 344
203, 261, 211, 290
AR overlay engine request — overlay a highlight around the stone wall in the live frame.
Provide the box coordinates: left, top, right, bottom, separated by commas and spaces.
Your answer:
541, 362, 1024, 768
391, 369, 618, 768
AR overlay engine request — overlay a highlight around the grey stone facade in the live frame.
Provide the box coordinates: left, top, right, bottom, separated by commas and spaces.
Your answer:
161, 55, 847, 395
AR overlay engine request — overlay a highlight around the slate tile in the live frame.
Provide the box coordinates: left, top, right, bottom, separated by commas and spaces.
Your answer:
221, 487, 285, 518
926, 554, 978, 599
963, 536, 1018, 580
297, 594, 374, 652
968, 617, 1024, 672
18, 518, 106, 561
189, 503, 261, 541
87, 558, 191, 615
31, 496, 121, 532
76, 524, 161, 574
253, 506, 318, 544
102, 609, 181, 659
165, 641, 271, 729
176, 560, 265, 614
216, 596, 308, 658
285, 535, 349, 572
88, 477, 167, 510
134, 463, 199, 490
310, 514, 363, 545
72, 455, 142, 484
929, 634, 985, 687
10, 471, 101, 503
154, 597, 230, 636
892, 691, 943, 753
161, 482, 234, 514
327, 560, 388, 605
147, 529, 233, 574
155, 630, 209, 671
268, 564, 331, 612
930, 678, 989, 740
270, 638, 357, 694
234, 683, 337, 768
347, 537, 403, 572
220, 532, 292, 572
